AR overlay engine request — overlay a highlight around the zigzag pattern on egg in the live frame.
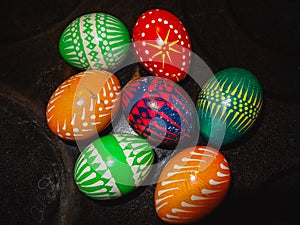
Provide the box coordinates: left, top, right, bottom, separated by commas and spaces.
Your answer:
59, 13, 130, 70
74, 134, 155, 200
114, 134, 155, 186
74, 143, 121, 200
154, 146, 230, 224
122, 76, 194, 145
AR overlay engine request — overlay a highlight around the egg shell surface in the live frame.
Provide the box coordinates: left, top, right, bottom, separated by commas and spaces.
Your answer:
46, 70, 121, 141
197, 67, 263, 145
154, 146, 231, 224
121, 76, 197, 147
132, 9, 192, 82
59, 12, 130, 71
74, 134, 154, 200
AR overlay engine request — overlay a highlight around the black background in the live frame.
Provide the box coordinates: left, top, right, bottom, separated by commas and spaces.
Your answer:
0, 0, 299, 225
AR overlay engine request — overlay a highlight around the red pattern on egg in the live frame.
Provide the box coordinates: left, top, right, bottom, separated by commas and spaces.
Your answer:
133, 9, 192, 82
154, 146, 231, 224
46, 70, 121, 141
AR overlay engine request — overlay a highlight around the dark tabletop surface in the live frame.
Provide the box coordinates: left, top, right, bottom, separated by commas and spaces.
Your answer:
0, 0, 299, 225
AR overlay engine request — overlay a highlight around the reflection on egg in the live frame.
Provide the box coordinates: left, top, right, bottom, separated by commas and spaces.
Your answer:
59, 12, 130, 71
132, 9, 192, 82
197, 67, 263, 145
155, 146, 230, 224
121, 76, 197, 147
74, 134, 154, 200
46, 70, 121, 141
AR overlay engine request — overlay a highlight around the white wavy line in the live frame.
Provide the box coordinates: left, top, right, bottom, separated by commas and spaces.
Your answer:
158, 187, 179, 196
209, 179, 228, 185
102, 86, 107, 97
173, 164, 199, 170
201, 188, 221, 195
161, 179, 186, 186
60, 83, 71, 89
171, 208, 195, 214
49, 95, 62, 104
54, 89, 65, 96
217, 171, 230, 177
137, 151, 152, 163
97, 93, 101, 104
220, 163, 229, 170
90, 98, 94, 111
189, 151, 214, 157
80, 187, 107, 194
166, 214, 180, 219
156, 202, 168, 212
198, 148, 218, 155
77, 172, 97, 185
99, 113, 110, 118
167, 171, 190, 177
47, 115, 53, 122
181, 157, 206, 163
75, 157, 86, 174
80, 179, 104, 187
181, 201, 204, 207
62, 118, 67, 130
155, 194, 173, 204
76, 166, 91, 180
47, 105, 55, 113
191, 195, 214, 201
81, 108, 86, 120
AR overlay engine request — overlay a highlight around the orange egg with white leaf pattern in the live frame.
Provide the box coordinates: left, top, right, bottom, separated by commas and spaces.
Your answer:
46, 70, 121, 141
154, 146, 231, 224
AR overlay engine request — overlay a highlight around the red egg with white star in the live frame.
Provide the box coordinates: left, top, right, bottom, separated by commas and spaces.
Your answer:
133, 9, 192, 82
154, 146, 231, 224
46, 70, 121, 141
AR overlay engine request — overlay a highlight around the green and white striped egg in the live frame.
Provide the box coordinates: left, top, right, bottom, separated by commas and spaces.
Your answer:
74, 134, 154, 200
59, 12, 130, 71
197, 67, 263, 145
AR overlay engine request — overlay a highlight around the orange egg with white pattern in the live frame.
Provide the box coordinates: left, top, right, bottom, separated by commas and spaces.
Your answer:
46, 70, 121, 141
154, 146, 230, 224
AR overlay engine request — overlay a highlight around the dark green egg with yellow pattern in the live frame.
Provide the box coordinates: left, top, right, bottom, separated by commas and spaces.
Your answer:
197, 67, 263, 145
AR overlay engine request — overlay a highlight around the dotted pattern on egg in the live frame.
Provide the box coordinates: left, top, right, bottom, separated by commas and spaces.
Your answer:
59, 13, 130, 70
74, 134, 154, 200
122, 76, 195, 145
155, 146, 230, 224
46, 70, 121, 140
197, 68, 263, 144
133, 9, 192, 82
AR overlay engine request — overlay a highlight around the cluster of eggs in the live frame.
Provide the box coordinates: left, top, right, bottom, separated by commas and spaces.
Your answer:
45, 8, 263, 225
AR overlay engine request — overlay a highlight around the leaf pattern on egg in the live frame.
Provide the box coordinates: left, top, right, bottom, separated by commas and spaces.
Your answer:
155, 146, 230, 224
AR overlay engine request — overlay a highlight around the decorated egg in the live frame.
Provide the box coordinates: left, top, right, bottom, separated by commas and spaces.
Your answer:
59, 12, 130, 71
197, 67, 263, 145
132, 9, 192, 82
121, 76, 197, 147
74, 134, 154, 200
154, 146, 230, 224
46, 70, 121, 141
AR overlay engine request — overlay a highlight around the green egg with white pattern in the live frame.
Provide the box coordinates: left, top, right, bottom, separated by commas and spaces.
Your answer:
59, 12, 130, 71
74, 134, 154, 200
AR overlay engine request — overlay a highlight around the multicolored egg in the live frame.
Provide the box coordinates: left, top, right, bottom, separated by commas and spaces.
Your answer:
132, 9, 192, 82
46, 70, 121, 141
197, 67, 263, 145
74, 134, 154, 200
154, 146, 230, 224
121, 76, 197, 147
59, 12, 130, 70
